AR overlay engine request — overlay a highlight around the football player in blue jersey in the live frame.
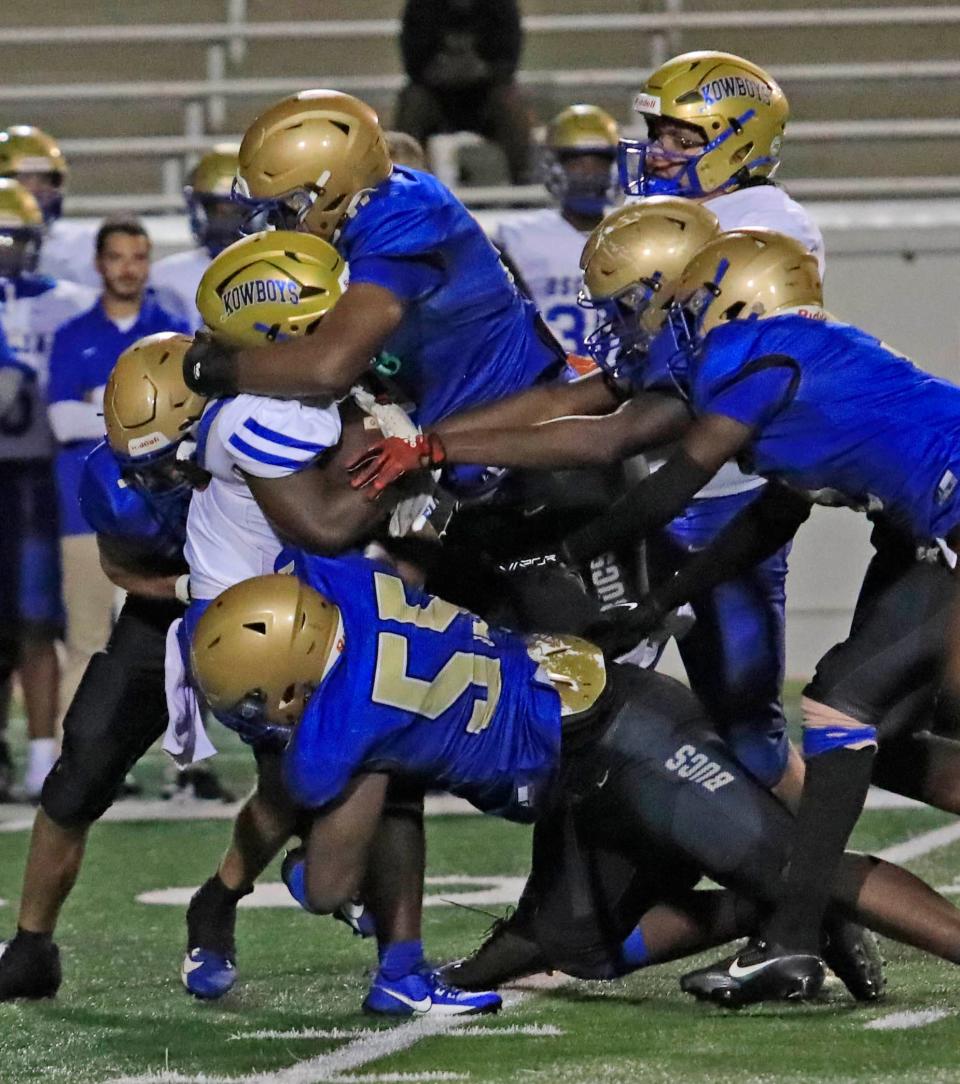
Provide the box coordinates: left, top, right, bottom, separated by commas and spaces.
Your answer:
182, 90, 566, 434
356, 227, 960, 1004
187, 564, 960, 1010
0, 334, 197, 999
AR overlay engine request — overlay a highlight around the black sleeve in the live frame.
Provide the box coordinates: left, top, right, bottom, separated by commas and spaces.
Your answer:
561, 449, 714, 565
584, 482, 812, 657
646, 481, 812, 614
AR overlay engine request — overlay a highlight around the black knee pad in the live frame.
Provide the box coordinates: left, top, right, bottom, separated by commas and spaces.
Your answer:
42, 649, 167, 827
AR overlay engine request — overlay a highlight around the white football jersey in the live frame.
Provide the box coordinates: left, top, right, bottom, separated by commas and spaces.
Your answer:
0, 276, 97, 461
37, 218, 102, 290
495, 209, 598, 356
185, 394, 341, 600
150, 248, 211, 332
706, 184, 825, 277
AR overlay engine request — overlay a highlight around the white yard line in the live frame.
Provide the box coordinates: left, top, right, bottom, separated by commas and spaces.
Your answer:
874, 818, 960, 863
864, 1009, 954, 1030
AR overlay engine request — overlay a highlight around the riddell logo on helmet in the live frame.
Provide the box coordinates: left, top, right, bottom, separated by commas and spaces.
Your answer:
700, 75, 772, 107
221, 278, 301, 318
633, 93, 661, 115
128, 431, 165, 456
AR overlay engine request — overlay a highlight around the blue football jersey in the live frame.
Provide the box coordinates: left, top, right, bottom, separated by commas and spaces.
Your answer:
283, 551, 562, 822
687, 315, 960, 541
79, 441, 188, 559
340, 166, 561, 427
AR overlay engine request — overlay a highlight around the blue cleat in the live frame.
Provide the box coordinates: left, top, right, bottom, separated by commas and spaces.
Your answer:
181, 946, 237, 1000
363, 966, 502, 1017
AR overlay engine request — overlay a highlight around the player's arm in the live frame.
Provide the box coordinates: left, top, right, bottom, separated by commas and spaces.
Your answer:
246, 461, 388, 554
185, 281, 407, 399
561, 413, 753, 564
97, 534, 185, 599
587, 482, 813, 655
561, 352, 800, 563
349, 390, 690, 494
301, 772, 390, 914
436, 368, 620, 435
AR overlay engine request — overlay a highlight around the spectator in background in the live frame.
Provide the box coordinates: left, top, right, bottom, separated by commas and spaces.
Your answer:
151, 144, 246, 331
0, 125, 100, 291
47, 218, 189, 719
394, 0, 532, 183
0, 179, 97, 800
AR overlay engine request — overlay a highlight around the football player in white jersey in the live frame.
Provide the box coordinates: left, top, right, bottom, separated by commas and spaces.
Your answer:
0, 179, 97, 798
620, 51, 824, 273
0, 126, 101, 291
151, 145, 246, 331
165, 229, 497, 1016
495, 105, 619, 360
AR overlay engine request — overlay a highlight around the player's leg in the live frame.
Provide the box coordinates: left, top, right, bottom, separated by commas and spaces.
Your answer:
0, 596, 181, 999
0, 636, 19, 800
10, 460, 65, 796
762, 554, 950, 962
655, 489, 794, 796
589, 668, 960, 1003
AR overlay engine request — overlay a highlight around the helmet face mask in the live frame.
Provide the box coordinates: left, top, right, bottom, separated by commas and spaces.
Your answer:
542, 104, 620, 217
0, 127, 69, 225
663, 228, 824, 382
620, 51, 788, 199
0, 178, 44, 277
190, 574, 343, 748
236, 90, 392, 243
578, 197, 720, 385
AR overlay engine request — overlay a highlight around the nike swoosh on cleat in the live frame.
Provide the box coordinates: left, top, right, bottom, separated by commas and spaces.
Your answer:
375, 987, 432, 1013
181, 958, 206, 975
728, 957, 780, 980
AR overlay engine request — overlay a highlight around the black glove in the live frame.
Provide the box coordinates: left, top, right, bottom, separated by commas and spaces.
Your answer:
183, 330, 240, 397
583, 596, 667, 658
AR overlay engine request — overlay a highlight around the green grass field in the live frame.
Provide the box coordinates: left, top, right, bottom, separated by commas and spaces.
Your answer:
2, 698, 960, 1082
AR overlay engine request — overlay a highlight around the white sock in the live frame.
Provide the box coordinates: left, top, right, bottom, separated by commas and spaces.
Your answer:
24, 738, 58, 796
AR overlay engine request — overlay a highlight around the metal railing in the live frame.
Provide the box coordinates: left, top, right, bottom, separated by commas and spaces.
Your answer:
4, 4, 960, 209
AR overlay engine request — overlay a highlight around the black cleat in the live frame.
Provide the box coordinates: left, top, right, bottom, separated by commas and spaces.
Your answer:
0, 935, 61, 1000
822, 916, 886, 1002
163, 766, 235, 803
438, 909, 547, 991
680, 939, 825, 1007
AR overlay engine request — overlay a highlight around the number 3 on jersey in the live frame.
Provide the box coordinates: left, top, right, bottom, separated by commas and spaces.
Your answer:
370, 572, 502, 734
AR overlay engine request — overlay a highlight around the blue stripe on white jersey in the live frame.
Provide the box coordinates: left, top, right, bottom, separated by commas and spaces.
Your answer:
241, 417, 330, 453
227, 432, 321, 471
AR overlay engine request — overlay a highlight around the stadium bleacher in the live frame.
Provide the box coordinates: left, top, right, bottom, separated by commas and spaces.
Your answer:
1, 0, 959, 212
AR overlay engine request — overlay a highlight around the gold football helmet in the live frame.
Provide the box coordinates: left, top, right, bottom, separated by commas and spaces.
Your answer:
526, 634, 607, 716
621, 51, 788, 198
0, 125, 68, 223
104, 332, 207, 463
543, 104, 619, 213
578, 196, 720, 377
235, 90, 392, 242
0, 178, 44, 277
196, 229, 345, 348
190, 574, 342, 739
184, 143, 244, 257
673, 228, 823, 337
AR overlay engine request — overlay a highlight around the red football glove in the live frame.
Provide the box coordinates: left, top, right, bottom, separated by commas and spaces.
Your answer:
347, 432, 447, 497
